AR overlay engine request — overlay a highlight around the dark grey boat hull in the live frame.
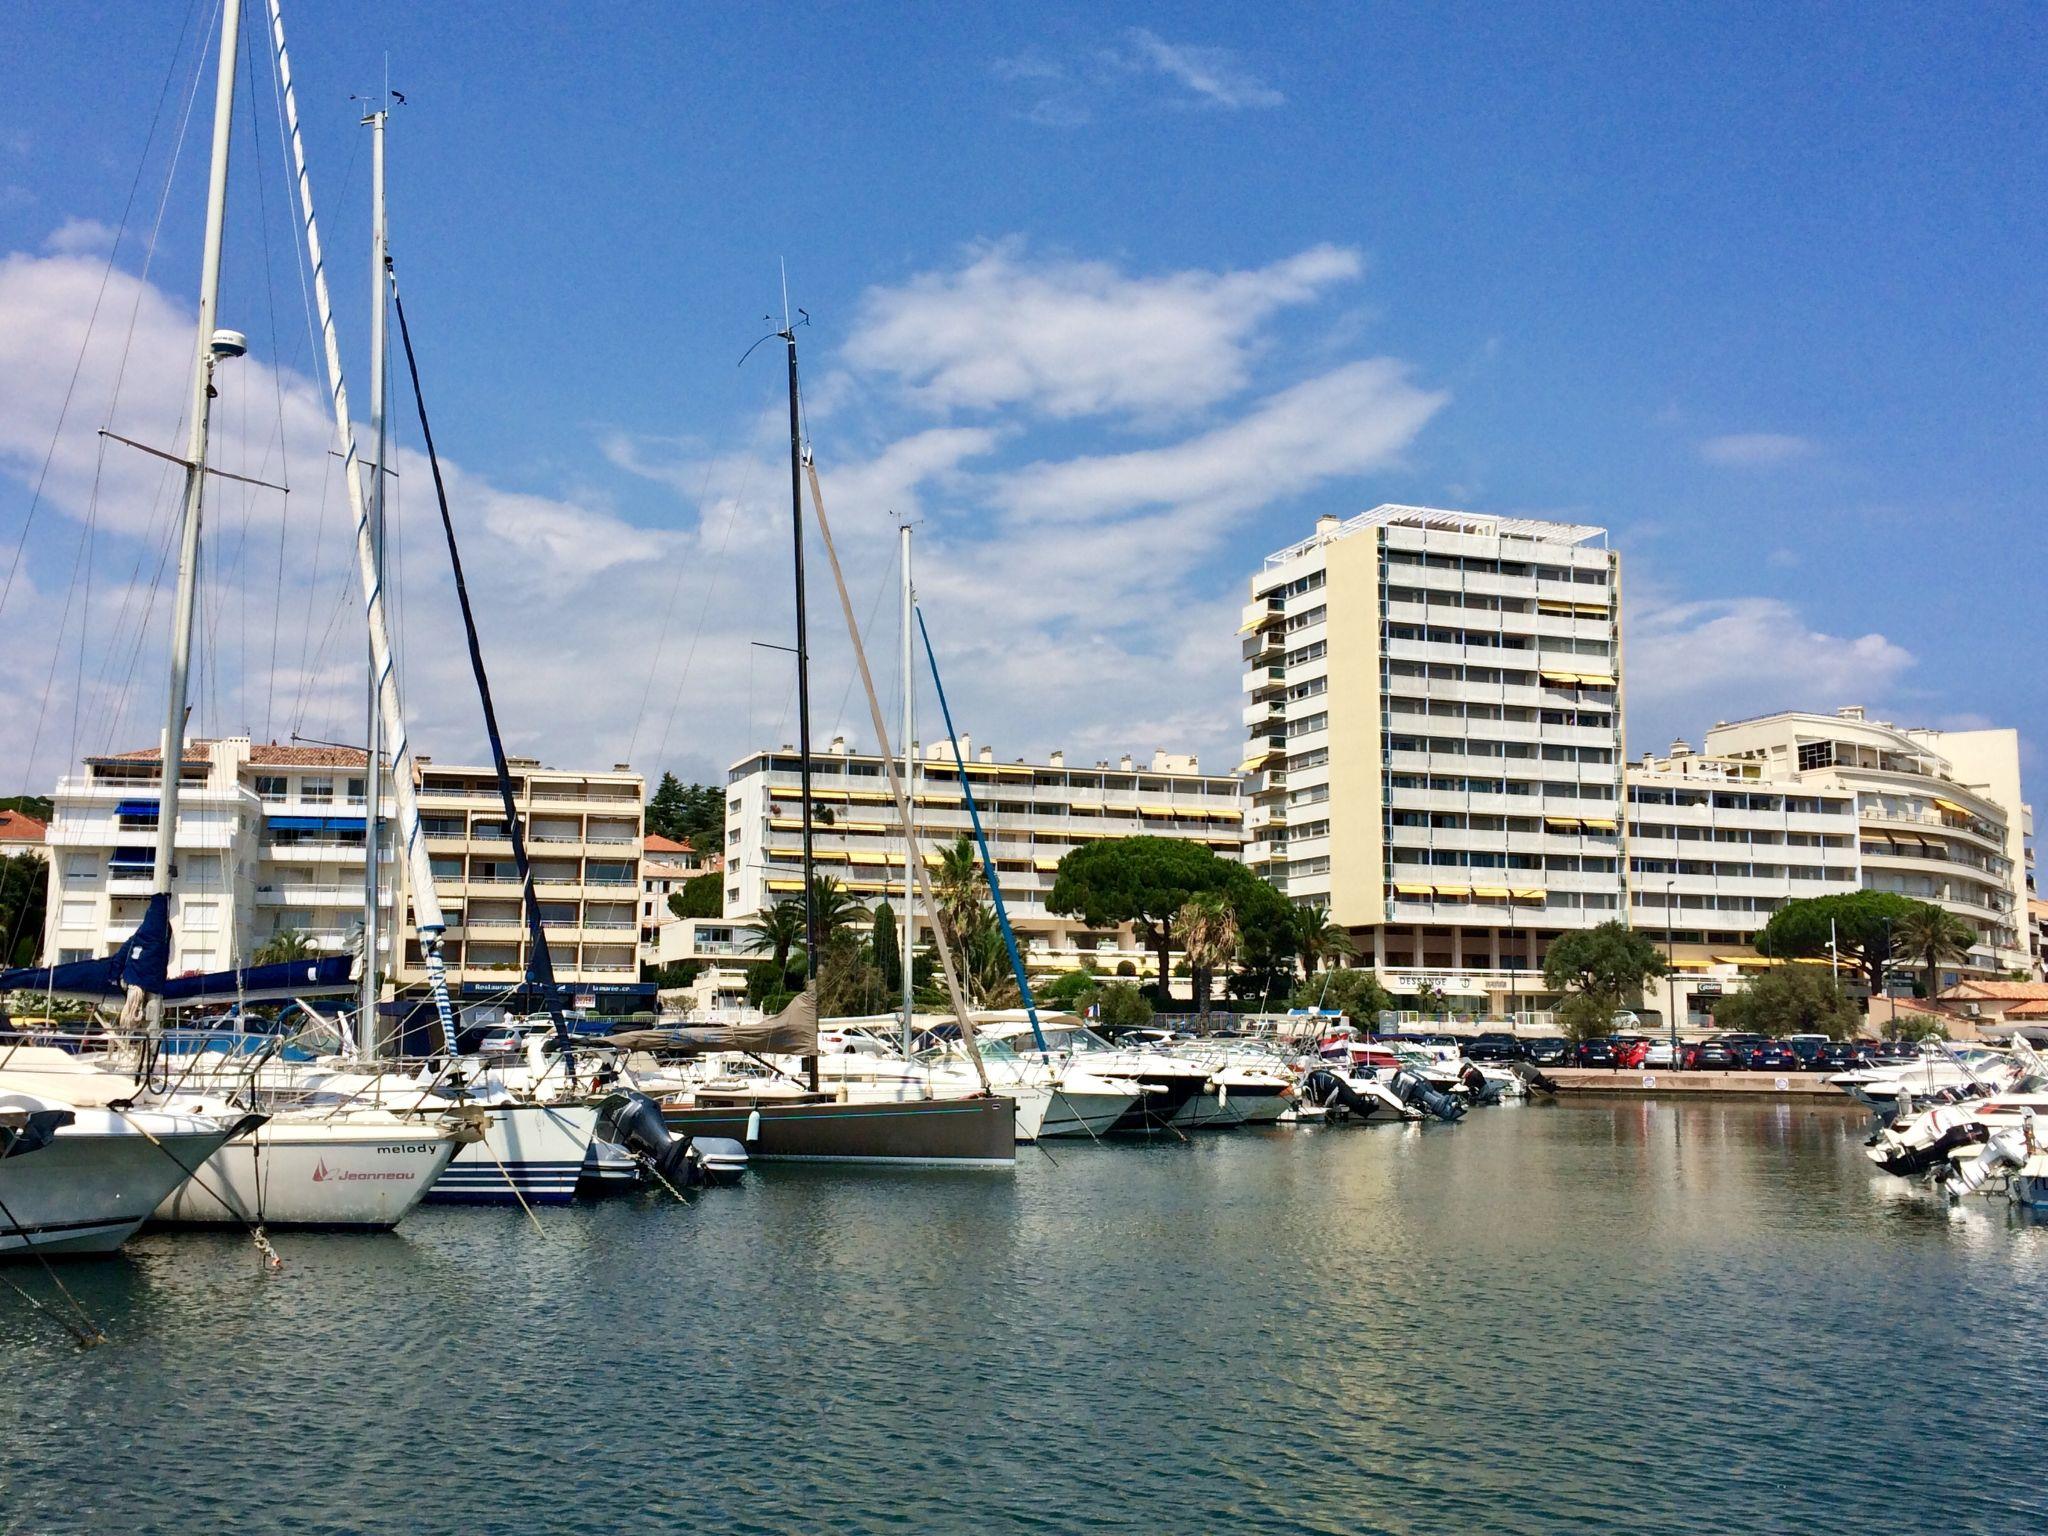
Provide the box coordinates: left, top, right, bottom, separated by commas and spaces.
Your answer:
662, 1094, 1016, 1167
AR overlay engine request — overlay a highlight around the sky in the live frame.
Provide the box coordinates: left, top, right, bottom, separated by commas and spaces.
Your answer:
0, 1, 2041, 808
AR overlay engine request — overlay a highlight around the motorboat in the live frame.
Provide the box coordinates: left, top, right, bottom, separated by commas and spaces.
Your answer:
1828, 1044, 2016, 1117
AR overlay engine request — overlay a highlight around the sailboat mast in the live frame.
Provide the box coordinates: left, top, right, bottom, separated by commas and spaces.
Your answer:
360, 100, 387, 1059
267, 0, 457, 1048
899, 521, 914, 1057
145, 0, 243, 1030
781, 323, 819, 1091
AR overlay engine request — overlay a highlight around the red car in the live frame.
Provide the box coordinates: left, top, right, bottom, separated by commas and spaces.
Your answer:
1608, 1036, 1653, 1069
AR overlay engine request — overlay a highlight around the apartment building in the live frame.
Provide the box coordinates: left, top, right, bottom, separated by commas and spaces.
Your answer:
1624, 743, 1861, 1022
723, 736, 1242, 974
1705, 709, 2030, 977
40, 738, 396, 976
1241, 506, 1625, 1001
410, 756, 644, 997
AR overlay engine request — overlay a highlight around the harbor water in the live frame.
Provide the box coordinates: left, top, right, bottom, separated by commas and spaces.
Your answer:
5, 1100, 2046, 1534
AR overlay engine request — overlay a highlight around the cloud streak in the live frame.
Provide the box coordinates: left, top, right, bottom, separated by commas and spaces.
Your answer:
1698, 431, 1815, 467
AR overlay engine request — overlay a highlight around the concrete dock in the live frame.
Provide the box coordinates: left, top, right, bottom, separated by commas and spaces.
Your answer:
1545, 1068, 1841, 1099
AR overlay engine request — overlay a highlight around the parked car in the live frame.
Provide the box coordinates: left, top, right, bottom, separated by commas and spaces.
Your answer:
1783, 1034, 1832, 1069
1574, 1039, 1619, 1067
1681, 1038, 1740, 1070
1462, 1033, 1523, 1062
1522, 1036, 1570, 1065
1642, 1039, 1678, 1068
1737, 1039, 1800, 1071
1808, 1041, 1876, 1072
1608, 1036, 1653, 1069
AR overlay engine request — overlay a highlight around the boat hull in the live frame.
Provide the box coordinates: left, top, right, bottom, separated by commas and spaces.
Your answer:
0, 1111, 240, 1257
153, 1118, 465, 1230
425, 1103, 598, 1206
662, 1094, 1016, 1166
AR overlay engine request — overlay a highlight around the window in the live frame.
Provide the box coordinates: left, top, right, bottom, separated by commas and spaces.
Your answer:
58, 899, 95, 930
302, 777, 334, 804
1795, 741, 1835, 772
347, 777, 367, 805
255, 775, 287, 802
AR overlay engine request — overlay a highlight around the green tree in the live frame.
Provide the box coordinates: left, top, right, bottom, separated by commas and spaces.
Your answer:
808, 875, 870, 945
1038, 970, 1101, 1009
667, 873, 722, 920
1754, 891, 1922, 992
1711, 967, 1859, 1039
1543, 921, 1667, 1042
643, 958, 705, 989
871, 900, 902, 995
740, 899, 806, 975
1095, 981, 1154, 1032
0, 852, 50, 967
1048, 837, 1239, 999
1287, 904, 1357, 977
645, 772, 690, 841
817, 928, 890, 1018
645, 774, 725, 852
1289, 966, 1393, 1025
930, 835, 990, 953
1178, 891, 1240, 1019
1892, 903, 1977, 1000
254, 929, 317, 965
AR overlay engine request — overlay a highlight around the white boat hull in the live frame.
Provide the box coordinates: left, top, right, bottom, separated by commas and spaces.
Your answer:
426, 1103, 597, 1207
1035, 1084, 1141, 1139
153, 1115, 468, 1229
0, 1105, 241, 1256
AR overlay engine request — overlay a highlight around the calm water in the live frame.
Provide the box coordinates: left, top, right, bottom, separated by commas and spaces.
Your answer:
5, 1100, 2047, 1534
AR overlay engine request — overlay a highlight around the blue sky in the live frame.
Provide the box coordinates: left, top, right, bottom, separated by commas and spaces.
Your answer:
0, 1, 2040, 803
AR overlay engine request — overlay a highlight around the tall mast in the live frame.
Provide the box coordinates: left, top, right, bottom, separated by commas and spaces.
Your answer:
268, 0, 457, 1047
141, 0, 243, 1034
899, 521, 915, 1057
359, 99, 387, 1059
780, 317, 819, 1092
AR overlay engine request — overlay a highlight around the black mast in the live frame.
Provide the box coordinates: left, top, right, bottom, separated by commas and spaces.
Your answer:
782, 318, 820, 1092
388, 259, 568, 1050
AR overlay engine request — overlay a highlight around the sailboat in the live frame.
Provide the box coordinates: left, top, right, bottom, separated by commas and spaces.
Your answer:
650, 317, 1016, 1165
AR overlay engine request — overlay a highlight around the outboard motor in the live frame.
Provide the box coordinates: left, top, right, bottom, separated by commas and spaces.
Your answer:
1458, 1062, 1506, 1107
1943, 1127, 2029, 1199
597, 1090, 701, 1189
1506, 1060, 1559, 1097
1390, 1068, 1465, 1123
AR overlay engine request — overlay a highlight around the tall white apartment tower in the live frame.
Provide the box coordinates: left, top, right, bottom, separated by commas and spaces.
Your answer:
1241, 506, 1626, 994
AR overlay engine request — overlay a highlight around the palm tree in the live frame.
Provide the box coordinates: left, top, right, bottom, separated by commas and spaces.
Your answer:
1894, 902, 1977, 999
807, 874, 869, 944
740, 899, 807, 976
1288, 903, 1356, 978
255, 928, 317, 965
930, 834, 990, 952
1179, 892, 1240, 1020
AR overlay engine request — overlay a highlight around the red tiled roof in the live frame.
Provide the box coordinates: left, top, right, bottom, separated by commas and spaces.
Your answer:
247, 744, 367, 767
94, 743, 211, 764
2005, 999, 2048, 1019
1939, 980, 2048, 1002
0, 810, 46, 842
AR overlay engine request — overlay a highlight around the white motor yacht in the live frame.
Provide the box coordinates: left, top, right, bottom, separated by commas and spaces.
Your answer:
1828, 1044, 2016, 1116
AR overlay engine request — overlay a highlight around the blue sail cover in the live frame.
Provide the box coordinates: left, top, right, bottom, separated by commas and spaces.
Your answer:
121, 893, 171, 994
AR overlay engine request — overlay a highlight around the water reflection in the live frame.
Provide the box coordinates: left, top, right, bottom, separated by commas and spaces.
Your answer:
4, 1101, 2045, 1533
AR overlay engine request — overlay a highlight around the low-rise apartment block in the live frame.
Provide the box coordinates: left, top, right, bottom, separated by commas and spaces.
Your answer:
723, 736, 1242, 974
411, 756, 645, 998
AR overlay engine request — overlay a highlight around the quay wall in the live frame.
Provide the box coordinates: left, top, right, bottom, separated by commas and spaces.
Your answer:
1545, 1068, 1843, 1099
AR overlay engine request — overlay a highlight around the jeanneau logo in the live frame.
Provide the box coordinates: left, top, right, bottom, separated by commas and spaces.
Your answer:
311, 1157, 414, 1183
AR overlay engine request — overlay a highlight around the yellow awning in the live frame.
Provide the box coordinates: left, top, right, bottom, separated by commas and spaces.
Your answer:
766, 879, 801, 893
1512, 888, 1546, 902
1394, 882, 1434, 895
1537, 599, 1577, 616
845, 789, 893, 803
1669, 958, 1714, 971
845, 851, 892, 866
769, 818, 803, 831
1068, 800, 1103, 812
1539, 670, 1579, 685
1472, 886, 1512, 899
1716, 953, 1779, 968
1576, 674, 1616, 689
1034, 858, 1061, 871
1581, 817, 1618, 831
915, 789, 963, 803
1544, 816, 1581, 830
994, 764, 1033, 778
1434, 884, 1474, 898
1138, 805, 1175, 817
961, 762, 1001, 776
1932, 797, 1971, 817
1237, 751, 1281, 773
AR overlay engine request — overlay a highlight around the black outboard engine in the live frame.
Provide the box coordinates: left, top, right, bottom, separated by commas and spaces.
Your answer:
1390, 1068, 1465, 1123
1506, 1060, 1559, 1097
597, 1090, 701, 1189
1458, 1062, 1506, 1107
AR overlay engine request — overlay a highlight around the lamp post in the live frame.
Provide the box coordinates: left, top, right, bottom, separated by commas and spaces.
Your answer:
1665, 877, 1679, 1065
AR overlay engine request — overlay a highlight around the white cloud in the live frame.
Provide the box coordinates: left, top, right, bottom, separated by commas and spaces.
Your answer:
1698, 432, 1815, 467
42, 217, 117, 256
1117, 28, 1284, 110
1625, 594, 1914, 738
846, 240, 1362, 421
